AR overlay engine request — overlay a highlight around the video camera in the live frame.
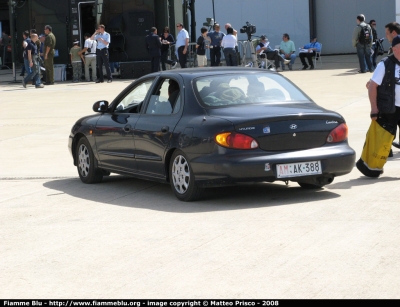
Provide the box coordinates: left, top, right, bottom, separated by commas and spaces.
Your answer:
203, 17, 215, 27
240, 21, 256, 40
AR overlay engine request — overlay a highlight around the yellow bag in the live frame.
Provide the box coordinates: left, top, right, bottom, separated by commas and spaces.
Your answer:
356, 120, 394, 177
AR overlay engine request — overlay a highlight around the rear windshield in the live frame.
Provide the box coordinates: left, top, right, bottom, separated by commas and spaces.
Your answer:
194, 73, 310, 107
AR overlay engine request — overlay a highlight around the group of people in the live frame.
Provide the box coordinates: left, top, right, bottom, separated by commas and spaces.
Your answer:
145, 22, 323, 72
20, 25, 56, 89
356, 18, 400, 177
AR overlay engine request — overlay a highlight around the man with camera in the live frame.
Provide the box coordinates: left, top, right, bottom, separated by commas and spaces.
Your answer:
79, 33, 97, 82
207, 23, 225, 66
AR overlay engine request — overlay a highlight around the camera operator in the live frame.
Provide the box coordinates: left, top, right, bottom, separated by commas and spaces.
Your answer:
256, 35, 290, 71
207, 23, 225, 66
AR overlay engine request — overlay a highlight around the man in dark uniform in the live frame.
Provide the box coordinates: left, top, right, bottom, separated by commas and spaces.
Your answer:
145, 27, 162, 72
44, 25, 56, 85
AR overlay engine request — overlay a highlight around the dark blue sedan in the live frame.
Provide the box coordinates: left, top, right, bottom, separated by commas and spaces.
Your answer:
68, 68, 355, 201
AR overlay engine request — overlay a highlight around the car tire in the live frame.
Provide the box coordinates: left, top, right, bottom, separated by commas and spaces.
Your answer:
169, 150, 203, 202
298, 182, 324, 189
76, 137, 103, 184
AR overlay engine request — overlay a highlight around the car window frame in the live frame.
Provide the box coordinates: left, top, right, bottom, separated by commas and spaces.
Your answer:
192, 72, 313, 109
109, 77, 157, 113
141, 75, 184, 116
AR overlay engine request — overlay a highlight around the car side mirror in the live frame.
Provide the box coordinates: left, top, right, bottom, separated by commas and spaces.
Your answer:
93, 100, 109, 113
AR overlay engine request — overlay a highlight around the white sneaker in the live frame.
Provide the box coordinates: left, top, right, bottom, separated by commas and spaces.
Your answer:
283, 59, 290, 65
171, 62, 177, 69
245, 62, 253, 67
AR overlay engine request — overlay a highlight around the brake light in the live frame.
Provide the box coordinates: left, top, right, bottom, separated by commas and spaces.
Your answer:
327, 123, 348, 143
215, 132, 259, 149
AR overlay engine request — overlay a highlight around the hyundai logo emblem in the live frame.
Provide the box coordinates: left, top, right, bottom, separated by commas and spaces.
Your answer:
290, 124, 298, 129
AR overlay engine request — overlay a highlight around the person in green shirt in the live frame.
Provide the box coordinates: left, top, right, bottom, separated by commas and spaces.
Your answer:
279, 33, 296, 70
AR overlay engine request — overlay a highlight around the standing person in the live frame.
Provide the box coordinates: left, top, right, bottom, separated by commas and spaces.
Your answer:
43, 25, 56, 85
79, 33, 97, 82
22, 34, 44, 89
299, 36, 321, 70
279, 33, 296, 70
92, 24, 112, 83
145, 27, 162, 73
20, 31, 31, 77
356, 35, 400, 177
196, 27, 208, 67
160, 26, 177, 70
175, 23, 189, 68
207, 23, 225, 66
221, 27, 237, 66
69, 40, 84, 82
384, 22, 400, 56
370, 20, 378, 69
225, 23, 240, 64
38, 34, 46, 82
1, 31, 10, 66
352, 14, 373, 73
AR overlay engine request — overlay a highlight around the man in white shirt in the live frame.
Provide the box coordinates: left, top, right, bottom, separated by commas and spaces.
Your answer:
175, 23, 189, 68
79, 33, 97, 81
221, 27, 237, 66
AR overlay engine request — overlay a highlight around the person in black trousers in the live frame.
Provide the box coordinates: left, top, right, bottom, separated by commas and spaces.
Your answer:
91, 24, 112, 83
160, 26, 177, 70
145, 27, 162, 72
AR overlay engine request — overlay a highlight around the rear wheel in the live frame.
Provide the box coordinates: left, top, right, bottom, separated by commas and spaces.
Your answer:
76, 137, 103, 184
169, 150, 203, 201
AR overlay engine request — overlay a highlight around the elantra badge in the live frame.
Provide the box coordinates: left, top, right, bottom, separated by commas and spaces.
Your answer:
290, 124, 297, 129
263, 126, 270, 134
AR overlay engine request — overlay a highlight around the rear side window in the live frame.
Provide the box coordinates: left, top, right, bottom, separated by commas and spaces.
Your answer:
194, 73, 310, 107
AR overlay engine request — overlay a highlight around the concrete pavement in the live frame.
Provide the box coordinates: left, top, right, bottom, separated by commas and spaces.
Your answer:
1, 55, 400, 299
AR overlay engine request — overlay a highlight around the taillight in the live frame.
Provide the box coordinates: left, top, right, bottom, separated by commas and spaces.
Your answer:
215, 132, 259, 149
327, 123, 348, 143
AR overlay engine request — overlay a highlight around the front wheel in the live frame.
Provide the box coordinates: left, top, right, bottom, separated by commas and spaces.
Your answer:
169, 150, 203, 202
76, 137, 103, 184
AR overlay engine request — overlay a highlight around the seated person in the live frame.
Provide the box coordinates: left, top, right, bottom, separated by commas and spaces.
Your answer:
256, 35, 290, 71
299, 36, 321, 70
168, 79, 180, 108
246, 81, 265, 101
279, 33, 297, 70
199, 79, 225, 98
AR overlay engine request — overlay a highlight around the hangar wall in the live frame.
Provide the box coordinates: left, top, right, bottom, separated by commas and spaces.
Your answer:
195, 0, 396, 55
315, 0, 395, 54
195, 0, 310, 52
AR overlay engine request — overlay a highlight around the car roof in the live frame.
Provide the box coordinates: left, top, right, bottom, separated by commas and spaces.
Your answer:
145, 67, 278, 79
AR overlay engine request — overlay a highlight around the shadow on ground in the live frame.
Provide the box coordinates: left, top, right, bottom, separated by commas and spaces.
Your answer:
43, 175, 342, 213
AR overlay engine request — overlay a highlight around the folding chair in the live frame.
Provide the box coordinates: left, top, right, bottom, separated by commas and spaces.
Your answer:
313, 43, 322, 68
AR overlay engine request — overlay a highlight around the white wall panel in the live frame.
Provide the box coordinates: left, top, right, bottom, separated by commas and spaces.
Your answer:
316, 0, 395, 54
195, 0, 310, 52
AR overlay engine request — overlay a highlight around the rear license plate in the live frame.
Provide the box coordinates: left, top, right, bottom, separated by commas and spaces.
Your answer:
276, 161, 322, 178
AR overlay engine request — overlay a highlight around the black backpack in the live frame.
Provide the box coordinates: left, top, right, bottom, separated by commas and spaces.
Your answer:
359, 24, 372, 44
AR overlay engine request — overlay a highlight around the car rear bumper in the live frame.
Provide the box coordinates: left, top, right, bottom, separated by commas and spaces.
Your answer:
190, 143, 356, 188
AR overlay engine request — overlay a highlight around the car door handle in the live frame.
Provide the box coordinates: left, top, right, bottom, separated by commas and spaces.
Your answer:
161, 126, 169, 133
124, 124, 131, 132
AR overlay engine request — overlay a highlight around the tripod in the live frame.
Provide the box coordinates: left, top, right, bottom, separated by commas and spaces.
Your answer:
240, 39, 257, 67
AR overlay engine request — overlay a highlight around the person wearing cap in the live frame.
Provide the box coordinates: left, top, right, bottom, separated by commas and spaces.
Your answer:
358, 35, 400, 177
299, 36, 321, 70
79, 33, 97, 82
256, 35, 290, 71
352, 14, 373, 73
69, 39, 84, 82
